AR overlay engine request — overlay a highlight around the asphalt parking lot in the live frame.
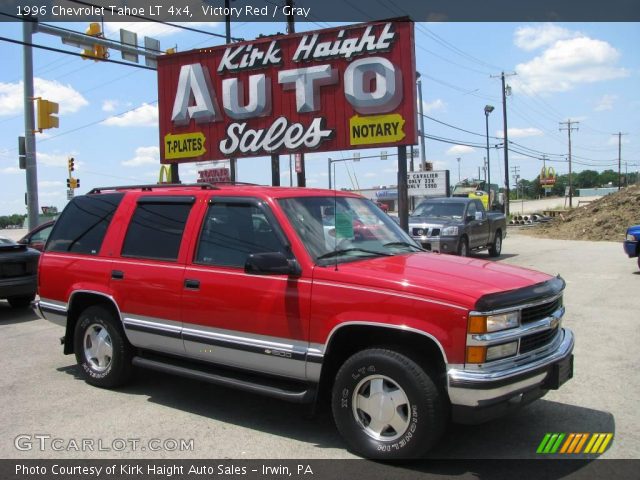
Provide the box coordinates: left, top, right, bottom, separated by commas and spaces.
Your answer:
0, 230, 638, 460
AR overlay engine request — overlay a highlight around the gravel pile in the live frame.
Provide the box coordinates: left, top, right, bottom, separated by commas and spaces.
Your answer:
522, 184, 640, 241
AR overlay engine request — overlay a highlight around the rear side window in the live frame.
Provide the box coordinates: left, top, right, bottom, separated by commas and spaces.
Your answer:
121, 197, 194, 261
46, 193, 124, 255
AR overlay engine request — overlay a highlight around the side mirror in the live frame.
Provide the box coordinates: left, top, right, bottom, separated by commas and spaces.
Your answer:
466, 215, 474, 223
475, 211, 484, 221
244, 252, 300, 277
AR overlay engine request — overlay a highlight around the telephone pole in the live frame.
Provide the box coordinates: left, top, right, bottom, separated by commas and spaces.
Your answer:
612, 132, 628, 190
559, 119, 579, 208
23, 21, 39, 231
491, 72, 516, 216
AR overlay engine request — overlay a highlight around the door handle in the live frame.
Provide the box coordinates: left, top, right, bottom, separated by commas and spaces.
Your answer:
111, 270, 124, 280
184, 279, 200, 290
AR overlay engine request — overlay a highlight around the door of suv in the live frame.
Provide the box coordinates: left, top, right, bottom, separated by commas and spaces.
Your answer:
109, 196, 196, 356
181, 197, 311, 380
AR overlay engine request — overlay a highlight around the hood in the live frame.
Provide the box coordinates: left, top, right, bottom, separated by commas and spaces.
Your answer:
312, 252, 553, 310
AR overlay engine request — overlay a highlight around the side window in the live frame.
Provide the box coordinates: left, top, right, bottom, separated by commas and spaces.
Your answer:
475, 199, 485, 213
46, 193, 124, 255
195, 202, 286, 268
32, 225, 53, 242
121, 198, 194, 261
467, 202, 477, 219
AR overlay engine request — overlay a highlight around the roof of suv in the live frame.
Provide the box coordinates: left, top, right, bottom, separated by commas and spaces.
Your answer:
87, 183, 363, 200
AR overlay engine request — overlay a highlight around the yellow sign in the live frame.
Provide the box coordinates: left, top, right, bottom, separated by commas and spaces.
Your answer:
158, 165, 172, 184
164, 132, 206, 160
349, 114, 405, 146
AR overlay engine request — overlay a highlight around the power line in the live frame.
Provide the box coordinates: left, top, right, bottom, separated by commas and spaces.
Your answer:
0, 36, 156, 70
66, 0, 243, 41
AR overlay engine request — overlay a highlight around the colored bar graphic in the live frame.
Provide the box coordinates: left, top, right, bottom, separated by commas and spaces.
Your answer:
538, 433, 613, 454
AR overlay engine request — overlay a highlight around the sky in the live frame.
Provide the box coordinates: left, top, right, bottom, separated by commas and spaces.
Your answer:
0, 19, 639, 215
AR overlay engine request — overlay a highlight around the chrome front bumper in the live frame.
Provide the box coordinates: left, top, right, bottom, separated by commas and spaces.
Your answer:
447, 327, 574, 409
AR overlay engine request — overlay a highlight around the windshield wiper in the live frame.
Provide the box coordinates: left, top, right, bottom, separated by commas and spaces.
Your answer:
317, 248, 393, 261
383, 241, 425, 252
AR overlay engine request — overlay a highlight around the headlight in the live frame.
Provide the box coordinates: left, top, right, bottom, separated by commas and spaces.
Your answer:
468, 311, 520, 333
441, 226, 458, 236
486, 341, 518, 361
627, 234, 637, 241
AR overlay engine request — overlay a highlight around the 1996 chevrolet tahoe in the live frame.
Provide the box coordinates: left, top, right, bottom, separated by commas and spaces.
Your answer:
35, 183, 574, 459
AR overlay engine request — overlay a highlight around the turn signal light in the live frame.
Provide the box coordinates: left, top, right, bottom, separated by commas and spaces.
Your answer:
466, 346, 486, 364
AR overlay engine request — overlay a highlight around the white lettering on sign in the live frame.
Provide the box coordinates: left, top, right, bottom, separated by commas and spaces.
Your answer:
219, 117, 332, 156
293, 23, 396, 62
344, 57, 402, 114
217, 41, 282, 74
407, 171, 448, 197
171, 64, 221, 126
222, 74, 272, 120
278, 65, 338, 113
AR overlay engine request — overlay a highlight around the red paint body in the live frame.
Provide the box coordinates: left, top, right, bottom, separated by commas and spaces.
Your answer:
38, 186, 552, 365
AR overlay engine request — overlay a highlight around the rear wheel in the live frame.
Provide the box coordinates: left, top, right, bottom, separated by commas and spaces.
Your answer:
331, 349, 446, 459
7, 295, 35, 308
489, 230, 502, 257
74, 305, 133, 388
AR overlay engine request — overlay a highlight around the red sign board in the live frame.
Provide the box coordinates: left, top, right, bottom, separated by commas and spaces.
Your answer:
197, 167, 230, 184
157, 20, 417, 164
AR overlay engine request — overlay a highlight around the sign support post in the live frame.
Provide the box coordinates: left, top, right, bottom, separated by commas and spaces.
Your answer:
397, 146, 408, 232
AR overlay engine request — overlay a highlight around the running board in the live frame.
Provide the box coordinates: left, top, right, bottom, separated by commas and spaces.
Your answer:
132, 356, 315, 404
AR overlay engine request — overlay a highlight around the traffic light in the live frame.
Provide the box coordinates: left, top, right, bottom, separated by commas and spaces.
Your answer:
36, 99, 59, 132
66, 178, 79, 189
82, 22, 108, 60
68, 157, 75, 172
66, 178, 71, 188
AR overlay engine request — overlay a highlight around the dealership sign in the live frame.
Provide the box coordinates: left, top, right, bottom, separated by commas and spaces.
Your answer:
407, 170, 449, 197
157, 21, 417, 163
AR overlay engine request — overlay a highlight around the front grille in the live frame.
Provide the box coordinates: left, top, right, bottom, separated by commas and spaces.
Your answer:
521, 297, 562, 323
412, 227, 440, 237
520, 327, 559, 354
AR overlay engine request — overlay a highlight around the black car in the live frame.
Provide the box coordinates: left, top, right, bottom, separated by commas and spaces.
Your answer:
0, 236, 40, 308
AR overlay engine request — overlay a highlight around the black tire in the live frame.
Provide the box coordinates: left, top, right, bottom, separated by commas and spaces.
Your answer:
331, 348, 447, 460
74, 305, 133, 388
7, 294, 35, 308
458, 236, 469, 257
489, 230, 502, 257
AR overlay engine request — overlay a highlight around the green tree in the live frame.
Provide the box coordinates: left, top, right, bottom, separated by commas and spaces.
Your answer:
576, 170, 599, 188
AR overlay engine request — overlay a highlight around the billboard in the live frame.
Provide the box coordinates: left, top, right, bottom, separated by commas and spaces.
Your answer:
157, 20, 417, 163
407, 170, 449, 197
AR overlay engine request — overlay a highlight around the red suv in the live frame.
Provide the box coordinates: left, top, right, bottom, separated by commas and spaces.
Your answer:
36, 184, 573, 459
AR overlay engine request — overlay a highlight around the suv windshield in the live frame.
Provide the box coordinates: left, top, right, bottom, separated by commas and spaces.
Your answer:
279, 196, 422, 265
412, 202, 465, 219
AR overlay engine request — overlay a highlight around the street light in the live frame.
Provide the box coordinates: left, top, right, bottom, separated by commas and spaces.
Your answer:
328, 156, 359, 189
484, 105, 495, 207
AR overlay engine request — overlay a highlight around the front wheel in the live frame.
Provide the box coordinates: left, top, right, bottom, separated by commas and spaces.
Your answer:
458, 237, 469, 257
74, 305, 133, 388
331, 349, 447, 459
